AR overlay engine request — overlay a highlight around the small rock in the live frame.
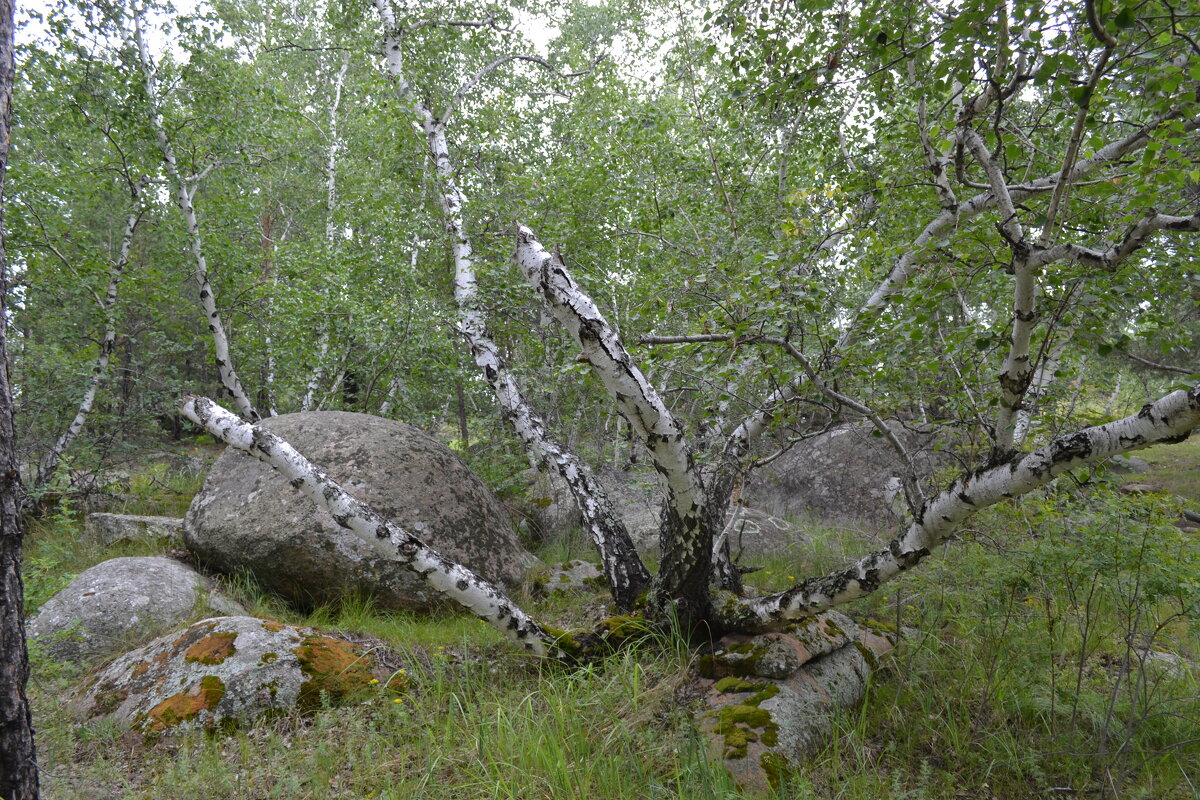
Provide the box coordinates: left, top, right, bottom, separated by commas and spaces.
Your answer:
27, 557, 244, 666
1119, 483, 1160, 495
84, 514, 185, 546
695, 611, 895, 793
1109, 455, 1152, 474
530, 560, 605, 596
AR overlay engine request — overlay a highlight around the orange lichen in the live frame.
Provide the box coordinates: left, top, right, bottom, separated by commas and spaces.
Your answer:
261, 620, 284, 633
143, 675, 226, 732
294, 635, 374, 710
184, 632, 238, 665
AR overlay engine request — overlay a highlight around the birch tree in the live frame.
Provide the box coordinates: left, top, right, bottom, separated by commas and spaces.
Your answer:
186, 0, 1200, 650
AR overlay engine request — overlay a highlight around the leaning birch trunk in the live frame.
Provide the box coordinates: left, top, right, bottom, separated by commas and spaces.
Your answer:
179, 396, 564, 656
514, 227, 718, 624
374, 1, 651, 609
37, 186, 142, 488
717, 382, 1200, 631
134, 13, 259, 421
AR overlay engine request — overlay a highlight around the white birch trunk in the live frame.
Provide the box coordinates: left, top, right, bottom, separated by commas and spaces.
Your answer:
513, 227, 716, 613
180, 396, 562, 656
300, 327, 329, 412
134, 14, 259, 421
719, 383, 1200, 630
302, 52, 352, 414
374, 3, 650, 607
37, 192, 141, 486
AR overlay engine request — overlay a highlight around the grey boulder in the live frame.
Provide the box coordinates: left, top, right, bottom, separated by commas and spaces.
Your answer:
185, 411, 534, 611
27, 556, 244, 665
745, 421, 952, 532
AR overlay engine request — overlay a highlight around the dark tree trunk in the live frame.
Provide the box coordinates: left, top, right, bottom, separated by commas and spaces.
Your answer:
0, 0, 40, 794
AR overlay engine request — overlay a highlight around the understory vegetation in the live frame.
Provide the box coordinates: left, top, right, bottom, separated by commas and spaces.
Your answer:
21, 435, 1200, 800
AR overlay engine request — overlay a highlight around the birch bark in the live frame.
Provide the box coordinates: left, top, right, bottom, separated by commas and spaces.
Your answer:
134, 11, 259, 421
37, 182, 144, 487
374, 2, 650, 607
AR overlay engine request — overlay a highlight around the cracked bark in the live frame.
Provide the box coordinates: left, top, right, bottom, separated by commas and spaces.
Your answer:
0, 0, 38, 791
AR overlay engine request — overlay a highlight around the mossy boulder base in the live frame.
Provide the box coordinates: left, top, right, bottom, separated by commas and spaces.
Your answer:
185, 411, 533, 610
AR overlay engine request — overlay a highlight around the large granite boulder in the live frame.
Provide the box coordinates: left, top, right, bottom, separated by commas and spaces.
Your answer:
73, 616, 404, 737
27, 556, 245, 666
185, 411, 534, 611
745, 421, 954, 532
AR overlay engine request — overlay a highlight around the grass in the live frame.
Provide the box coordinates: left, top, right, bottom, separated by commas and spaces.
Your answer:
21, 443, 1200, 800
1112, 434, 1200, 505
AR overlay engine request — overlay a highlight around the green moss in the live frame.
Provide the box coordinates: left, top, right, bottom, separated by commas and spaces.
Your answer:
709, 703, 780, 760
259, 652, 278, 665
714, 676, 758, 693
697, 640, 770, 679
92, 685, 128, 715
707, 679, 781, 760
760, 751, 794, 790
852, 640, 879, 669
143, 675, 226, 732
294, 635, 375, 711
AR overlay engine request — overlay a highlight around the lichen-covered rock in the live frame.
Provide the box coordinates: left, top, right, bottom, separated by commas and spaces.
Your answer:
84, 513, 184, 546
27, 557, 245, 666
185, 411, 535, 611
745, 421, 953, 532
73, 616, 393, 736
695, 611, 894, 792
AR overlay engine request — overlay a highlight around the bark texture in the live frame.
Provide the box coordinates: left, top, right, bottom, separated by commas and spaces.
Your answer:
514, 227, 715, 623
0, 0, 39, 792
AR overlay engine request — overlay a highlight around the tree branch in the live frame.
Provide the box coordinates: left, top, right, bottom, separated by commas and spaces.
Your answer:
717, 382, 1200, 631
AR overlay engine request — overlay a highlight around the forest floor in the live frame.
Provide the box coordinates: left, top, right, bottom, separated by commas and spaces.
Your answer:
19, 436, 1200, 800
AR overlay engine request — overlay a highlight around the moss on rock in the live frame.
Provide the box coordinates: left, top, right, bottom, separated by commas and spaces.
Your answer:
184, 632, 238, 665
143, 675, 226, 732
294, 635, 374, 710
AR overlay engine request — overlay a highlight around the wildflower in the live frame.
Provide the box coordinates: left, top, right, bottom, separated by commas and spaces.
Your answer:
393, 697, 404, 704
369, 678, 379, 685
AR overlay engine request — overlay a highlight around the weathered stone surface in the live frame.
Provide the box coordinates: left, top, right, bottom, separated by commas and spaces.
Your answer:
185, 411, 534, 611
73, 616, 398, 736
695, 611, 894, 793
529, 560, 605, 596
722, 507, 807, 556
84, 513, 184, 546
1109, 454, 1152, 474
1119, 482, 1161, 495
27, 557, 244, 665
745, 421, 953, 532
